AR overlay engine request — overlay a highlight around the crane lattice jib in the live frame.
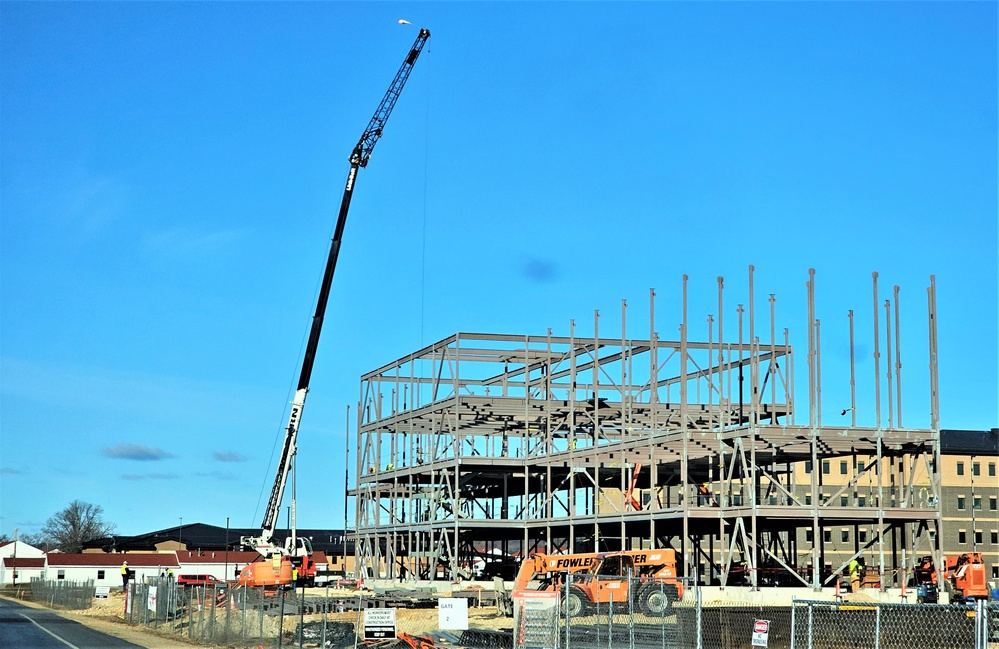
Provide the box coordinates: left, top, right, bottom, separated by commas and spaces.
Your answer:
350, 29, 430, 168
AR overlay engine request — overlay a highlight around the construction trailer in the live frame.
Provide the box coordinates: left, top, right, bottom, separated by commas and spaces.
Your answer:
352, 269, 946, 591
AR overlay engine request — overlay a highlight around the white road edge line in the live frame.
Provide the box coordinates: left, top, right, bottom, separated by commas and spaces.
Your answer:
17, 611, 83, 649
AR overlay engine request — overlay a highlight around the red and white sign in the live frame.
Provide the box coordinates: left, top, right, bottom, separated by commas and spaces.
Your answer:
752, 619, 770, 647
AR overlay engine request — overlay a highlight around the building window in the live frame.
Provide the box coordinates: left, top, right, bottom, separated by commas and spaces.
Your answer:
989, 462, 996, 477
57, 570, 65, 580
973, 462, 981, 477
974, 496, 982, 511
859, 530, 867, 543
805, 460, 812, 474
823, 460, 831, 475
733, 494, 743, 506
840, 461, 848, 475
929, 530, 937, 542
841, 529, 849, 542
805, 529, 814, 543
958, 530, 967, 544
991, 496, 997, 511
957, 462, 964, 476
975, 530, 983, 545
840, 495, 849, 507
993, 567, 999, 580
958, 496, 966, 510
991, 531, 997, 545
823, 530, 832, 542
858, 495, 866, 507
97, 570, 105, 580
805, 495, 812, 506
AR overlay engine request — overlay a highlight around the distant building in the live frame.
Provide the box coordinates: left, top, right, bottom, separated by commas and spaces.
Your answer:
46, 553, 180, 589
0, 540, 46, 585
83, 523, 357, 577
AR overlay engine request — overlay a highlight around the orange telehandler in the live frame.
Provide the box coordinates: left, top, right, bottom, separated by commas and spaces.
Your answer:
508, 549, 684, 617
913, 552, 989, 603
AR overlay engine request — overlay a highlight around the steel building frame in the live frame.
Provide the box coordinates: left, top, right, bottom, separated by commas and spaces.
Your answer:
352, 269, 942, 589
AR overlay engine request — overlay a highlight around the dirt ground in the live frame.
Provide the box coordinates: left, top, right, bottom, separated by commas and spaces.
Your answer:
2, 589, 512, 649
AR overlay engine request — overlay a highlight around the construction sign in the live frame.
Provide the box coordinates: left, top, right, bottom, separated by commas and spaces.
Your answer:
513, 590, 560, 649
363, 608, 397, 640
752, 619, 770, 647
438, 597, 469, 630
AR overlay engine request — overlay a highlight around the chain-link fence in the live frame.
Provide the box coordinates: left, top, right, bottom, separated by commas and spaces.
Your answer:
790, 599, 998, 649
548, 574, 699, 649
24, 575, 999, 648
122, 579, 515, 648
29, 577, 95, 610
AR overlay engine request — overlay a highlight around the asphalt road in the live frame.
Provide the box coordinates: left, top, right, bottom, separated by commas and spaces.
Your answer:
0, 598, 144, 649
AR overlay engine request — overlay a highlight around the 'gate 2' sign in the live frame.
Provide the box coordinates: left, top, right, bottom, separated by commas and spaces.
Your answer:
752, 619, 770, 647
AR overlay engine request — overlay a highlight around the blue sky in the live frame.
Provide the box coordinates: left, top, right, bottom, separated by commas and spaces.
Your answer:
1, 2, 995, 539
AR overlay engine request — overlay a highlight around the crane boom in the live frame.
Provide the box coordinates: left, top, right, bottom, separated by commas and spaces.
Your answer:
244, 28, 430, 557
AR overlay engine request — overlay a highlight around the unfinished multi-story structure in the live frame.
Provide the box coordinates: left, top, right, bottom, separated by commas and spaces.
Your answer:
352, 268, 945, 590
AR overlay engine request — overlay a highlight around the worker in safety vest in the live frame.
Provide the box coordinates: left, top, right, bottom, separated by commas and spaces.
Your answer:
849, 558, 861, 593
291, 567, 298, 591
121, 561, 130, 592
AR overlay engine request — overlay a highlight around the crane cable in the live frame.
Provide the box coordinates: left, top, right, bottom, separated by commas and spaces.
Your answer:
419, 39, 433, 349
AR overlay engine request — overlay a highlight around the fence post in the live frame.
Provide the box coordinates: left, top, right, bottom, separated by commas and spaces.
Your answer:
874, 602, 881, 649
975, 598, 985, 649
660, 582, 666, 649
277, 587, 286, 649
607, 589, 614, 649
790, 599, 797, 649
299, 587, 305, 648
695, 578, 703, 649
564, 572, 572, 649
628, 573, 635, 649
353, 592, 363, 649
223, 584, 231, 644
322, 583, 329, 649
807, 602, 814, 649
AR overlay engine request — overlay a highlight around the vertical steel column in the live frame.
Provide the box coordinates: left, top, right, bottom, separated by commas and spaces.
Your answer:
872, 272, 882, 430
884, 299, 894, 431
848, 310, 857, 428
893, 286, 903, 428
681, 274, 691, 577
569, 320, 577, 553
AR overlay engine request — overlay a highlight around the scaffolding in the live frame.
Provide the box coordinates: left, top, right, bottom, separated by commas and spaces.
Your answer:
352, 268, 942, 590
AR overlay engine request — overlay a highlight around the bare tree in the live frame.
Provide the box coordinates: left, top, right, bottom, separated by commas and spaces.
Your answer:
40, 500, 116, 553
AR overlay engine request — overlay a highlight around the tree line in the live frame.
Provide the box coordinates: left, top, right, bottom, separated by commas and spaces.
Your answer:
1, 500, 116, 553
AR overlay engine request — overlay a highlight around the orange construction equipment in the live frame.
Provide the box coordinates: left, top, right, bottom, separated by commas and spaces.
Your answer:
510, 549, 684, 617
238, 556, 293, 588
913, 552, 989, 602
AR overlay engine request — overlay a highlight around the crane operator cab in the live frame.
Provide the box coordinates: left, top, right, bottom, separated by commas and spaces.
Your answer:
285, 536, 313, 557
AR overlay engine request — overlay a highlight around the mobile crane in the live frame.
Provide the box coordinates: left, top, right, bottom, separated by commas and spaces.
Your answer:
239, 27, 431, 588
